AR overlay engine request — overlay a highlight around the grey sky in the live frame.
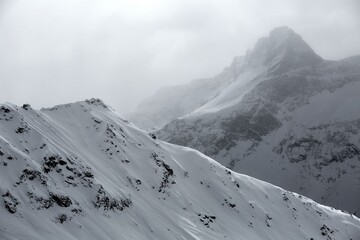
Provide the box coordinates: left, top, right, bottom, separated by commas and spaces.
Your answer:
0, 0, 359, 115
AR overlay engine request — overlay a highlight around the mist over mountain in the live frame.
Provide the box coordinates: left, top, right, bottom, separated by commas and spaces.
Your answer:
131, 27, 360, 216
131, 26, 324, 129
1, 99, 359, 239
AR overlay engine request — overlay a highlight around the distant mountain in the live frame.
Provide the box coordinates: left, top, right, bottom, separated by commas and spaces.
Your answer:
130, 57, 243, 130
131, 27, 360, 216
1, 99, 359, 240
130, 27, 323, 130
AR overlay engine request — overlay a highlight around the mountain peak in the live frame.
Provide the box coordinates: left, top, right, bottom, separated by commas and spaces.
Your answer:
268, 26, 296, 40
41, 98, 111, 112
245, 27, 323, 73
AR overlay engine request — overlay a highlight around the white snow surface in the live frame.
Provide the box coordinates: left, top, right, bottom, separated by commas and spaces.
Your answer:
0, 99, 359, 240
130, 56, 243, 130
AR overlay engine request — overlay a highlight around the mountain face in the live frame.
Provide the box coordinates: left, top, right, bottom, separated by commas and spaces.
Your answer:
130, 57, 242, 130
239, 26, 323, 76
1, 99, 359, 240
130, 27, 323, 130
131, 27, 360, 216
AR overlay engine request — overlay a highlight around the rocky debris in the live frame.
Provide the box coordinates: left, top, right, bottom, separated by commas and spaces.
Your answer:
43, 154, 64, 173
70, 208, 83, 215
15, 127, 28, 134
91, 117, 103, 131
265, 214, 272, 227
0, 148, 18, 166
274, 121, 360, 188
28, 192, 72, 209
285, 137, 322, 163
22, 104, 31, 110
222, 198, 236, 208
106, 126, 116, 139
83, 171, 94, 178
149, 133, 156, 139
99, 123, 129, 157
92, 118, 102, 124
198, 213, 216, 228
93, 185, 132, 211
320, 224, 335, 240
327, 143, 360, 164
2, 191, 19, 214
151, 152, 175, 193
42, 103, 71, 112
32, 195, 55, 209
50, 193, 72, 208
85, 98, 108, 108
275, 121, 360, 168
0, 106, 11, 113
0, 105, 14, 121
282, 193, 290, 203
18, 169, 47, 185
55, 214, 67, 224
40, 154, 92, 187
126, 177, 142, 191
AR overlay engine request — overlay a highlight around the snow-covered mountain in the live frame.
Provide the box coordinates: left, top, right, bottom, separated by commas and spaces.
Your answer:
130, 26, 323, 130
1, 99, 359, 240
132, 27, 360, 216
130, 57, 243, 130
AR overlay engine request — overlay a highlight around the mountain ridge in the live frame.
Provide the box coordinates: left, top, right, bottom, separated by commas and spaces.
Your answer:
130, 27, 360, 216
130, 26, 326, 129
1, 99, 359, 239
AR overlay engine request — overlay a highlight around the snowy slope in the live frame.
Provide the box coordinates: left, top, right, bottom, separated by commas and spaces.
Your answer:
130, 56, 245, 130
153, 27, 360, 216
1, 99, 359, 240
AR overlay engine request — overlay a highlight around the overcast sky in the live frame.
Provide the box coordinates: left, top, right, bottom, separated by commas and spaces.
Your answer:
0, 0, 359, 115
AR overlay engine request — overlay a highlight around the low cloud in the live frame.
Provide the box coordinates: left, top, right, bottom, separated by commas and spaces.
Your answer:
0, 0, 359, 114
